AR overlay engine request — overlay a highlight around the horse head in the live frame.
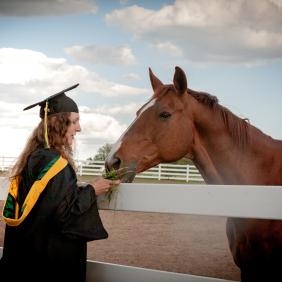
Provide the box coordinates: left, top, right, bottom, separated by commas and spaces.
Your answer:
105, 66, 195, 182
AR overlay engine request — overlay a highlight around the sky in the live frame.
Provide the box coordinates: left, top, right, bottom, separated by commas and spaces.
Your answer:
0, 0, 281, 160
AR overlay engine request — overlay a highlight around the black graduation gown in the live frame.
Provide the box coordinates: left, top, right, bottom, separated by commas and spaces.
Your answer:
0, 148, 108, 282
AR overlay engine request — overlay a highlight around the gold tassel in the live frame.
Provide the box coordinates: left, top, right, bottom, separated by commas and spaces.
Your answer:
44, 101, 50, 148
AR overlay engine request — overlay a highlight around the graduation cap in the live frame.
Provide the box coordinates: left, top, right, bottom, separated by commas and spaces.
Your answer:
23, 83, 79, 148
23, 83, 79, 118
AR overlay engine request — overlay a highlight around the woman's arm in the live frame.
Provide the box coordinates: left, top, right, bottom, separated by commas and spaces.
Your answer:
52, 166, 119, 241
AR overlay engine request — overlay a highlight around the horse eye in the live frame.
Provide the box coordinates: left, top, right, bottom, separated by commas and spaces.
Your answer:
159, 111, 171, 120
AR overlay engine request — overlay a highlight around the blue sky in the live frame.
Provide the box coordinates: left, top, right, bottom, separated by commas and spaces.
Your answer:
0, 0, 281, 160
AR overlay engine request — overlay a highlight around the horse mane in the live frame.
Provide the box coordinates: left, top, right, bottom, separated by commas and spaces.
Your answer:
187, 88, 250, 149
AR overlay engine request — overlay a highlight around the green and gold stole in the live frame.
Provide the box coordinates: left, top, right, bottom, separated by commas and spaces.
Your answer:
2, 155, 68, 226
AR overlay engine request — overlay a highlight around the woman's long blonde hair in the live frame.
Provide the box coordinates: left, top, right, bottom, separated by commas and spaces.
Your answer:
11, 112, 75, 177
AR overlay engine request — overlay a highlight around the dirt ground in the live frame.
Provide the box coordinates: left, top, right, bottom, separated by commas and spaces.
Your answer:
0, 200, 240, 281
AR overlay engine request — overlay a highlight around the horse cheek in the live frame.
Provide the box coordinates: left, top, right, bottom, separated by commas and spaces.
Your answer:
175, 122, 194, 158
160, 127, 193, 162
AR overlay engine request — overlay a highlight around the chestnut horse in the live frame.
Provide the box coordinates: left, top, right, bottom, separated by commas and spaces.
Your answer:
105, 66, 282, 281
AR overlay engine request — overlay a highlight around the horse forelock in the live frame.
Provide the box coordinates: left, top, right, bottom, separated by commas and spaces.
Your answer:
153, 84, 176, 98
137, 85, 177, 115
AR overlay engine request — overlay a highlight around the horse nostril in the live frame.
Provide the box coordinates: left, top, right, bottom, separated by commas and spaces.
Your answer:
113, 157, 121, 170
105, 156, 121, 172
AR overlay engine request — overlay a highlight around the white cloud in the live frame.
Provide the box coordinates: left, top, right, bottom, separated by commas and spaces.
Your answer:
0, 102, 127, 160
65, 44, 136, 66
122, 73, 141, 81
75, 110, 127, 159
106, 0, 282, 64
79, 112, 126, 140
0, 48, 66, 85
0, 101, 38, 129
154, 41, 183, 56
87, 102, 141, 116
0, 101, 39, 157
0, 48, 148, 103
0, 48, 148, 160
0, 0, 97, 16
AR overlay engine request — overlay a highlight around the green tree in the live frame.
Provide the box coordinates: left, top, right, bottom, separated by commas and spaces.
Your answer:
92, 143, 113, 161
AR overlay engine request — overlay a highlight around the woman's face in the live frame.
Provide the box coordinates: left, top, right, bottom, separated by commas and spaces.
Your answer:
65, 112, 81, 146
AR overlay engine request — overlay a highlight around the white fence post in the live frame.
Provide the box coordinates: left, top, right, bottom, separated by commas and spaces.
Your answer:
186, 165, 190, 182
158, 164, 161, 181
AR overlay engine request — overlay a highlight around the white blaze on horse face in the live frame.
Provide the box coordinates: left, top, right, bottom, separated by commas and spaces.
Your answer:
138, 98, 156, 115
108, 98, 157, 160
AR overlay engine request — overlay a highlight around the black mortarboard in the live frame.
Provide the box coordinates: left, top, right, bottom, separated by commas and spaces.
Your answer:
23, 83, 79, 148
23, 83, 79, 118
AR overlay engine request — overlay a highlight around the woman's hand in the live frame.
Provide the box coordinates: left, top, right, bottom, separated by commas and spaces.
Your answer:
89, 176, 120, 196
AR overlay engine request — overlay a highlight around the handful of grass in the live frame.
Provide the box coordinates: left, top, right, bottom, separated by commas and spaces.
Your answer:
102, 167, 135, 202
102, 168, 120, 202
102, 169, 120, 181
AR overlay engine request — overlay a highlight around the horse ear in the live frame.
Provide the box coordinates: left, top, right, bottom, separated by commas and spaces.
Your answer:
149, 67, 163, 92
173, 66, 187, 95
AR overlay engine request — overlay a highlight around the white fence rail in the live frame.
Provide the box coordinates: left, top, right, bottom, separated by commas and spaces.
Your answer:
0, 156, 15, 171
98, 184, 282, 220
1, 181, 282, 282
1, 156, 204, 182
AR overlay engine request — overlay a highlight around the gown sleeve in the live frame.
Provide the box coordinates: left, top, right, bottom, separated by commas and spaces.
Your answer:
50, 165, 108, 241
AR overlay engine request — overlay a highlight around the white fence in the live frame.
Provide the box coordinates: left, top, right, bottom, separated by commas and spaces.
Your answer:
1, 181, 282, 281
1, 156, 204, 183
90, 184, 282, 282
0, 156, 15, 172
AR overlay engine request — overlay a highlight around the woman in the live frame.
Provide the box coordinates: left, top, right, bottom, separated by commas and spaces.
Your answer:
0, 84, 120, 282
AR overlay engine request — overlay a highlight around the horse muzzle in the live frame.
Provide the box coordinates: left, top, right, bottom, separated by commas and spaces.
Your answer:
105, 155, 137, 183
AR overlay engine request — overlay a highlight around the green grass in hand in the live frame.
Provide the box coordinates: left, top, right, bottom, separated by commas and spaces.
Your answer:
102, 169, 119, 202
102, 169, 120, 180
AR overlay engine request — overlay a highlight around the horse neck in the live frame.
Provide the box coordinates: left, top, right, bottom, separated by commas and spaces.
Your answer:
187, 95, 280, 185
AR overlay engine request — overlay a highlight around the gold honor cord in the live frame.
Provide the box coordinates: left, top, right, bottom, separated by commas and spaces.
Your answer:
44, 101, 50, 148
